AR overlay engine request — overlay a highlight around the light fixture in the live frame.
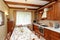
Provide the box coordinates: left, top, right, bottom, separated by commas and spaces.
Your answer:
25, 0, 27, 2
42, 8, 49, 18
25, 8, 28, 10
25, 0, 28, 10
40, 11, 43, 13
44, 8, 49, 12
5, 11, 9, 15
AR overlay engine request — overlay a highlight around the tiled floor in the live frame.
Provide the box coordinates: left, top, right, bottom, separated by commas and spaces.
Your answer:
10, 27, 45, 40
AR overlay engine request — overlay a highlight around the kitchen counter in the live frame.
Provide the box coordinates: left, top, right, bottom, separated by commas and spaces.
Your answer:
33, 23, 60, 33
44, 27, 60, 33
33, 23, 40, 27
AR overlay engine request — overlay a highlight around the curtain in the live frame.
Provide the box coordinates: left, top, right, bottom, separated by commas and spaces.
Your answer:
16, 11, 31, 26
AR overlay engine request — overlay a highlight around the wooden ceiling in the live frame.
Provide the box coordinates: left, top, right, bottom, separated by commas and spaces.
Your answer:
4, 0, 56, 10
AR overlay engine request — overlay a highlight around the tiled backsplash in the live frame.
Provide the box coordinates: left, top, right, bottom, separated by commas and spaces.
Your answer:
39, 20, 60, 27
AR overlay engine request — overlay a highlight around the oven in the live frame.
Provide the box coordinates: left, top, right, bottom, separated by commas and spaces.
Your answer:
39, 27, 44, 35
38, 25, 48, 35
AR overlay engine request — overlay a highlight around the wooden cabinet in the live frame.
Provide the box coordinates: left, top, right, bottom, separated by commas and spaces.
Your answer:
47, 6, 54, 20
44, 28, 50, 40
47, 1, 60, 20
50, 35, 60, 40
33, 24, 40, 34
44, 28, 60, 40
7, 19, 14, 33
36, 1, 60, 20
33, 24, 40, 37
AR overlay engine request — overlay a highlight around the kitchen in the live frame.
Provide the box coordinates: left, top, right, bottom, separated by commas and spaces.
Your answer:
0, 0, 60, 40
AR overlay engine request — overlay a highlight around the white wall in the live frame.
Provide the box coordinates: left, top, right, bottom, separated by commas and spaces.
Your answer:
0, 0, 9, 40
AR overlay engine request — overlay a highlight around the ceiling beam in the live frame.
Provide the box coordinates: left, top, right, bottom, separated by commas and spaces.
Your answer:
3, 0, 9, 8
37, 1, 56, 11
4, 1, 42, 7
9, 7, 37, 10
41, 0, 56, 1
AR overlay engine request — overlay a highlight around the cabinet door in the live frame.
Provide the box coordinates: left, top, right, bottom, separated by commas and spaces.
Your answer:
33, 25, 40, 37
47, 6, 55, 20
44, 28, 50, 40
33, 25, 37, 31
50, 30, 60, 40
50, 35, 60, 40
7, 20, 14, 33
33, 25, 39, 33
50, 38, 57, 40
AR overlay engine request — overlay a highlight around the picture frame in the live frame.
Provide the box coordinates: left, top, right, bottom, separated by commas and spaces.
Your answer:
0, 11, 4, 26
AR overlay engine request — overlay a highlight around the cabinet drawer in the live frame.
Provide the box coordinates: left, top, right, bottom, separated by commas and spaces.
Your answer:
44, 29, 50, 38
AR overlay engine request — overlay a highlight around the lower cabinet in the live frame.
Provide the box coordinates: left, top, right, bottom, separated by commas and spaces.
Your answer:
44, 28, 50, 40
33, 24, 40, 37
44, 28, 60, 40
50, 35, 60, 40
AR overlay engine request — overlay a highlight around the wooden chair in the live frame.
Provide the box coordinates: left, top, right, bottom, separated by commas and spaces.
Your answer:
5, 26, 14, 40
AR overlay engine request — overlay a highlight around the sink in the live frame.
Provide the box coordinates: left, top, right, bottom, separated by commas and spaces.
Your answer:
53, 26, 60, 29
36, 22, 42, 25
41, 25, 48, 27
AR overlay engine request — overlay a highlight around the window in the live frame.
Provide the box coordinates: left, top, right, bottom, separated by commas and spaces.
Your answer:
16, 11, 31, 26
0, 11, 4, 26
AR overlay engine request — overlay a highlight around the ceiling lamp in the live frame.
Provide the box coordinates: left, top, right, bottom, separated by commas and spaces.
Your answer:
25, 8, 28, 10
25, 0, 28, 10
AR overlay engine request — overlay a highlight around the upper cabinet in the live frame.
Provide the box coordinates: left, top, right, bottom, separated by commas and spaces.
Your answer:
37, 1, 60, 21
47, 1, 60, 20
47, 5, 54, 20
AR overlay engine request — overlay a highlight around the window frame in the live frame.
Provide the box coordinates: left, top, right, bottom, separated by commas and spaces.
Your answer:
16, 11, 32, 26
0, 10, 4, 26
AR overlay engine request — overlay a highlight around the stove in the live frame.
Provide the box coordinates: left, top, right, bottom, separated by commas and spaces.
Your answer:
38, 25, 48, 35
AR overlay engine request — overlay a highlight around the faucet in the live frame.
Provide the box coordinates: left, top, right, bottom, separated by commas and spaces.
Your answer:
54, 23, 59, 29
